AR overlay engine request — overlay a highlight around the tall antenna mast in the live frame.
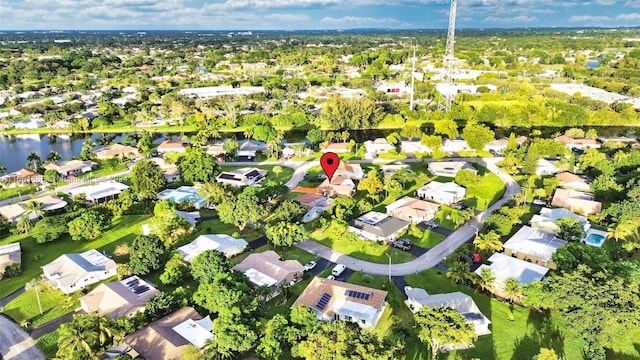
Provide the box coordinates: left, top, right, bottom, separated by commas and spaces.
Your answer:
442, 0, 457, 112
410, 39, 417, 110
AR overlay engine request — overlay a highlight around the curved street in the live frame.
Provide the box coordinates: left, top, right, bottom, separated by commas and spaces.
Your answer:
0, 315, 46, 360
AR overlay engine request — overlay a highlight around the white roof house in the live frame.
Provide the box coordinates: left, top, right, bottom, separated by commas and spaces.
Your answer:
177, 234, 248, 262
236, 140, 269, 159
44, 160, 98, 177
530, 208, 589, 235
536, 159, 560, 176
0, 195, 67, 225
348, 211, 411, 242
416, 181, 466, 205
42, 249, 118, 294
363, 138, 395, 157
442, 139, 470, 154
400, 141, 431, 154
178, 86, 265, 100
502, 226, 567, 269
68, 181, 129, 204
474, 253, 549, 292
0, 243, 21, 273
171, 316, 214, 348
428, 161, 477, 177
405, 287, 491, 336
215, 167, 267, 187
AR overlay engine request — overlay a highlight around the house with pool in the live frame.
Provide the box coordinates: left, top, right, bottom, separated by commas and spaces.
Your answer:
157, 186, 206, 209
502, 226, 567, 270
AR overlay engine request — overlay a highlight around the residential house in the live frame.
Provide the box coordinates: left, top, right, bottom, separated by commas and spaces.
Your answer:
139, 157, 181, 183
177, 234, 248, 262
530, 207, 589, 235
348, 211, 410, 242
502, 226, 567, 269
483, 136, 527, 154
204, 142, 226, 157
93, 144, 140, 160
416, 181, 466, 205
49, 120, 72, 129
554, 135, 601, 150
0, 168, 43, 185
124, 307, 213, 360
428, 161, 477, 177
380, 163, 410, 177
386, 197, 440, 224
536, 158, 560, 176
335, 162, 364, 180
400, 141, 431, 155
317, 176, 356, 198
215, 167, 267, 187
14, 119, 44, 130
44, 160, 98, 177
600, 136, 640, 149
80, 276, 160, 318
556, 172, 590, 192
376, 81, 410, 95
42, 249, 118, 294
236, 140, 269, 159
0, 195, 67, 225
442, 139, 470, 154
363, 138, 394, 158
178, 85, 265, 99
157, 140, 187, 154
233, 251, 304, 295
68, 181, 130, 204
157, 186, 206, 209
321, 142, 350, 153
405, 287, 491, 336
474, 253, 549, 292
551, 188, 602, 215
0, 243, 21, 274
291, 277, 388, 328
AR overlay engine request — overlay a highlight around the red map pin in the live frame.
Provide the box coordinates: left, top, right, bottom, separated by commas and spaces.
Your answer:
320, 152, 340, 182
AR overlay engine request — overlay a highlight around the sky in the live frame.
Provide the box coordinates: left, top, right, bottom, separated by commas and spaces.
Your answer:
1, 0, 640, 31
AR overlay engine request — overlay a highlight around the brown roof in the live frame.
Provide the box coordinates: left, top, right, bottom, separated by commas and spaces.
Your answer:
93, 144, 139, 158
554, 136, 600, 146
551, 188, 602, 215
124, 307, 203, 360
291, 277, 387, 319
80, 276, 160, 318
317, 176, 355, 197
386, 197, 439, 218
158, 140, 186, 150
44, 160, 97, 173
233, 250, 304, 284
322, 142, 349, 152
555, 172, 586, 184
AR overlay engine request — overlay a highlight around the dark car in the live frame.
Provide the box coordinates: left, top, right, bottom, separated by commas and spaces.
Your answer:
422, 221, 439, 229
471, 253, 482, 264
451, 203, 468, 210
392, 239, 412, 251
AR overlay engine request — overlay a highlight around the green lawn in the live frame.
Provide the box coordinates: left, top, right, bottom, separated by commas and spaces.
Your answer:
35, 330, 59, 359
76, 162, 128, 180
435, 207, 460, 230
410, 229, 447, 249
191, 218, 263, 242
464, 170, 506, 210
4, 283, 82, 328
0, 215, 151, 299
0, 184, 38, 201
309, 224, 415, 264
404, 269, 586, 360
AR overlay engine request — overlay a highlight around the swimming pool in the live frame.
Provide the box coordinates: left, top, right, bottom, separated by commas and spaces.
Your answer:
583, 229, 608, 248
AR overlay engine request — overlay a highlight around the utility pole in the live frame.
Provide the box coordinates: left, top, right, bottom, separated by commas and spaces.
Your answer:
385, 252, 392, 283
410, 39, 417, 111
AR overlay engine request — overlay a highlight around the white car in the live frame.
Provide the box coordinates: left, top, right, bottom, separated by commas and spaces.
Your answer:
304, 261, 317, 271
327, 275, 336, 280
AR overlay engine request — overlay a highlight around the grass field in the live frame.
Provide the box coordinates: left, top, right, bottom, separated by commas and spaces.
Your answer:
410, 229, 447, 249
0, 214, 151, 299
464, 170, 506, 210
309, 223, 415, 264
3, 283, 82, 328
76, 162, 128, 180
0, 184, 38, 201
35, 330, 59, 359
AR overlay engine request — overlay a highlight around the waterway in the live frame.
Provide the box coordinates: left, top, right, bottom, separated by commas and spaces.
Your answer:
0, 126, 638, 173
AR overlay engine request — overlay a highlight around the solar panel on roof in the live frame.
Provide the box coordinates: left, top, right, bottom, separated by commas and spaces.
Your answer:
344, 289, 371, 300
316, 293, 332, 310
218, 173, 240, 180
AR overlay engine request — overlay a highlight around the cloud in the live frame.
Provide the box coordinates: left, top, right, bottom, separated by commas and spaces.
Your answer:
569, 15, 612, 22
263, 13, 311, 22
485, 15, 537, 23
320, 16, 405, 27
625, 0, 640, 7
616, 12, 640, 20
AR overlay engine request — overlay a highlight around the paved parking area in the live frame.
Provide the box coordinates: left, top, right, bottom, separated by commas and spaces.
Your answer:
0, 315, 45, 360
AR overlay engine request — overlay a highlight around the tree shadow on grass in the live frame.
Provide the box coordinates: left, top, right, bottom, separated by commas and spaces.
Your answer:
510, 311, 566, 360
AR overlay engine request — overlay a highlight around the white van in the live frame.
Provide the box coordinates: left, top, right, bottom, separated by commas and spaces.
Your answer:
332, 264, 346, 277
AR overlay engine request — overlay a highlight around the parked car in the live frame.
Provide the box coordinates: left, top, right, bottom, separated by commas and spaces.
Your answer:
327, 275, 336, 280
392, 239, 412, 251
332, 264, 346, 276
532, 199, 547, 206
471, 253, 482, 264
422, 220, 438, 229
451, 202, 468, 210
303, 261, 317, 271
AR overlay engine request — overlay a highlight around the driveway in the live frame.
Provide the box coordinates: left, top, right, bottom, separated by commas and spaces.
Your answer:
29, 312, 76, 339
248, 236, 267, 250
392, 276, 410, 298
427, 226, 454, 237
407, 245, 429, 257
308, 258, 333, 276
0, 287, 25, 308
0, 315, 45, 360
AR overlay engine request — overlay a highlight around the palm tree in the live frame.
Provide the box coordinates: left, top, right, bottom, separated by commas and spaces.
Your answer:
503, 277, 522, 303
0, 162, 5, 175
89, 313, 119, 347
46, 151, 62, 164
272, 165, 283, 180
25, 277, 45, 315
446, 262, 469, 286
16, 216, 32, 234
608, 221, 637, 242
26, 152, 41, 169
23, 200, 44, 219
243, 127, 254, 140
56, 321, 96, 359
473, 231, 503, 253
340, 130, 350, 143
478, 267, 496, 294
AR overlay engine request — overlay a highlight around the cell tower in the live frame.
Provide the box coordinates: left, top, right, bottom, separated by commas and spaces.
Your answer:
441, 0, 457, 112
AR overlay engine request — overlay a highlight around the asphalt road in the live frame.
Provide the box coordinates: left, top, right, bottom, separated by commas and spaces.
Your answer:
0, 315, 45, 360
